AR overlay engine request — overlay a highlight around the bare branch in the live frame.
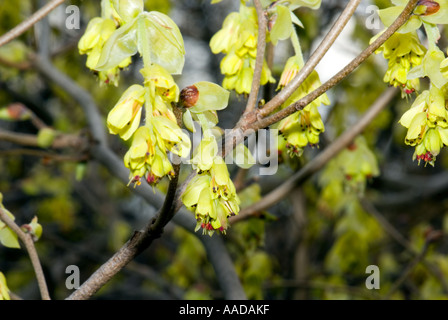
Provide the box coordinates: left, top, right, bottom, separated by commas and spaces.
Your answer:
258, 0, 362, 118
0, 0, 65, 48
32, 56, 246, 300
242, 0, 419, 132
243, 0, 267, 114
231, 87, 398, 223
0, 207, 50, 300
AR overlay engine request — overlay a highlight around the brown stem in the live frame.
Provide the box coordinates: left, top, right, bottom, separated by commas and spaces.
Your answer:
242, 0, 419, 133
0, 0, 65, 48
243, 0, 267, 115
0, 207, 50, 300
230, 87, 398, 223
258, 0, 362, 118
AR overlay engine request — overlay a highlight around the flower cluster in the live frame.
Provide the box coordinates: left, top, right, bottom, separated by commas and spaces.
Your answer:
79, 0, 191, 187
115, 65, 190, 186
182, 136, 240, 236
276, 56, 330, 157
210, 2, 275, 95
399, 86, 448, 166
78, 15, 131, 86
373, 32, 426, 97
373, 0, 448, 165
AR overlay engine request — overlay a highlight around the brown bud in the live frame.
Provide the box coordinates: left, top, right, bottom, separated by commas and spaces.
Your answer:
347, 142, 357, 151
180, 85, 199, 108
7, 103, 29, 120
417, 0, 440, 15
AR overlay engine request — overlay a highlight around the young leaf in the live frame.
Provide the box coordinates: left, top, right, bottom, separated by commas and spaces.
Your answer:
269, 5, 293, 46
140, 11, 185, 74
0, 227, 20, 249
0, 272, 10, 300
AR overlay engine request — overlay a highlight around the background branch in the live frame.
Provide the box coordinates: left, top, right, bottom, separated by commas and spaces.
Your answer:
32, 56, 246, 300
258, 0, 361, 118
231, 87, 398, 223
0, 0, 65, 48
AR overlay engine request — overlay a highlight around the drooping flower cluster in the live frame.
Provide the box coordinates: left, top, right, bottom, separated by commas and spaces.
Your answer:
373, 0, 448, 165
78, 12, 132, 85
116, 65, 190, 186
399, 86, 448, 166
276, 56, 330, 157
210, 2, 275, 95
182, 136, 240, 236
373, 32, 426, 97
79, 0, 191, 186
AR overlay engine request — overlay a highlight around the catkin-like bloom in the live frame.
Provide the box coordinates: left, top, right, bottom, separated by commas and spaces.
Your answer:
210, 3, 275, 95
373, 32, 426, 97
399, 86, 448, 165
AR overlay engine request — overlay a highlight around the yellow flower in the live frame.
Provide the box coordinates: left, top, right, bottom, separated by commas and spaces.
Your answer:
107, 84, 146, 140
141, 64, 179, 104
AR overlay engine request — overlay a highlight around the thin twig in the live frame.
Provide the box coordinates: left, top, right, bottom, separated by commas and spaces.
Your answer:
0, 207, 50, 300
0, 149, 88, 162
0, 0, 65, 48
0, 128, 87, 150
241, 0, 419, 132
66, 161, 182, 300
243, 0, 267, 114
258, 0, 361, 118
230, 87, 398, 223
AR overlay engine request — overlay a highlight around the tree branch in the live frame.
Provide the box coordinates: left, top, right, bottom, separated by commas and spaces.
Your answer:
0, 0, 65, 48
231, 87, 398, 223
242, 0, 267, 115
32, 56, 246, 300
0, 207, 50, 300
242, 0, 419, 132
258, 0, 361, 118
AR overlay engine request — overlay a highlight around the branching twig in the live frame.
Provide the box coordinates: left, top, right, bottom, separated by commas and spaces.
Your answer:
230, 87, 398, 223
258, 0, 361, 118
66, 161, 182, 300
0, 0, 65, 48
241, 0, 419, 132
0, 207, 50, 300
33, 56, 246, 300
383, 241, 430, 300
0, 128, 86, 150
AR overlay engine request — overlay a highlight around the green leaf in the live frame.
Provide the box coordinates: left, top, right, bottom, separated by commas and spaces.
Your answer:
25, 216, 43, 242
140, 11, 185, 74
95, 18, 138, 71
182, 109, 196, 133
0, 227, 20, 249
289, 0, 322, 10
269, 5, 293, 46
37, 128, 56, 148
189, 81, 230, 113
